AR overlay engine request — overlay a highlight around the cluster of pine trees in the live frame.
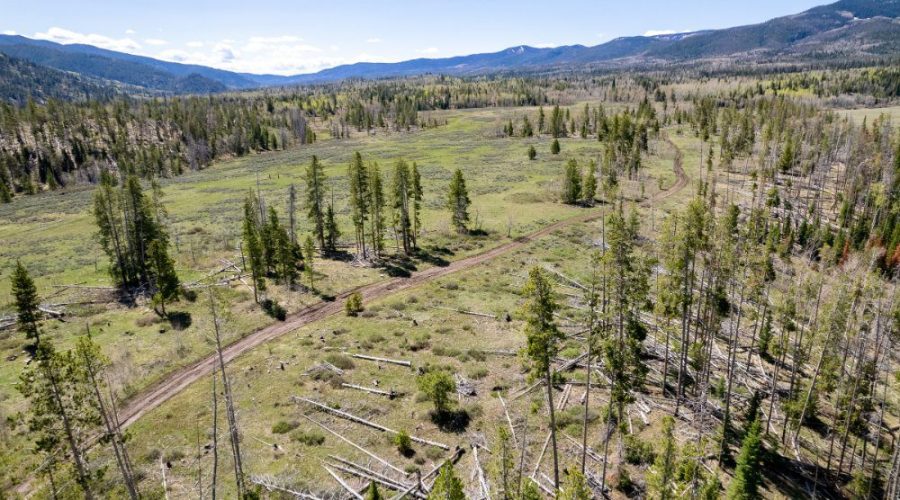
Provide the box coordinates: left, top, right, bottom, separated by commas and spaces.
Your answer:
92, 172, 180, 315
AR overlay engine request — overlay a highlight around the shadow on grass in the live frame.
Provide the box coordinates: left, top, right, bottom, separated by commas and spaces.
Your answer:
378, 255, 418, 278
430, 409, 470, 433
167, 311, 193, 330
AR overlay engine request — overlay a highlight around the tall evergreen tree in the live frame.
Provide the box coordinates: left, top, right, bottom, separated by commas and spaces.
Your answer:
447, 169, 471, 234
305, 155, 327, 252
242, 192, 266, 303
521, 267, 563, 488
368, 161, 386, 257
303, 235, 316, 292
148, 239, 180, 317
324, 200, 340, 254
11, 260, 41, 347
18, 343, 98, 498
582, 159, 597, 205
390, 159, 413, 254
648, 416, 678, 500
562, 159, 582, 204
410, 161, 423, 249
348, 152, 370, 257
726, 418, 763, 500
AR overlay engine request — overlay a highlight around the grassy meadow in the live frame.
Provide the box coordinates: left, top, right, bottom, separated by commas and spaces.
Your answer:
0, 102, 689, 495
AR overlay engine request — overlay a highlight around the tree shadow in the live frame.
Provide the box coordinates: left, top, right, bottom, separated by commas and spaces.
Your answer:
414, 248, 451, 267
324, 249, 354, 262
430, 409, 470, 433
378, 255, 418, 278
761, 447, 845, 499
167, 311, 193, 330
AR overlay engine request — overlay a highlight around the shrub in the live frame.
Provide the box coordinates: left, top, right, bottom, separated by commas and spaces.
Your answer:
271, 420, 299, 434
291, 429, 325, 446
551, 139, 561, 155
528, 145, 537, 160
417, 370, 455, 414
324, 353, 355, 370
394, 429, 414, 457
345, 292, 364, 316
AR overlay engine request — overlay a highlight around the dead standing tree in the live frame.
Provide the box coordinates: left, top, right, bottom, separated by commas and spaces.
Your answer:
208, 290, 246, 497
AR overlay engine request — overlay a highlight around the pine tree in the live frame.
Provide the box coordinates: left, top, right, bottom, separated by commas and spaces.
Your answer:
242, 193, 266, 303
551, 139, 561, 155
528, 145, 537, 160
148, 238, 180, 317
726, 418, 763, 500
648, 416, 678, 500
324, 201, 340, 254
368, 161, 386, 257
18, 342, 98, 498
557, 470, 591, 500
303, 235, 316, 292
428, 462, 465, 500
11, 260, 41, 347
305, 155, 327, 251
447, 169, 471, 234
348, 152, 370, 258
538, 106, 545, 134
390, 159, 413, 254
410, 162, 423, 249
522, 267, 563, 488
562, 159, 582, 204
582, 160, 597, 205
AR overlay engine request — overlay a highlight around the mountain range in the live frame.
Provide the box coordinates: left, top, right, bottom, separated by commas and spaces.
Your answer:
0, 0, 897, 100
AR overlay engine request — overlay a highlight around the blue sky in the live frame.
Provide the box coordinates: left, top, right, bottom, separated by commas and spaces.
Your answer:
1, 0, 826, 75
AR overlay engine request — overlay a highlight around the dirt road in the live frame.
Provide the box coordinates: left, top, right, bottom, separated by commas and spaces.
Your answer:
116, 144, 689, 429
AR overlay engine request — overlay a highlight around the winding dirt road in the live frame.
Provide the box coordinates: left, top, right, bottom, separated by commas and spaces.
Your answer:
116, 142, 689, 430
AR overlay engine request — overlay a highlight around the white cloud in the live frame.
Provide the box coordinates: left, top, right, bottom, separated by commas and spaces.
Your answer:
125, 29, 136, 35
30, 26, 357, 75
366, 37, 382, 44
2, 30, 16, 36
34, 27, 141, 52
156, 37, 341, 75
417, 47, 439, 55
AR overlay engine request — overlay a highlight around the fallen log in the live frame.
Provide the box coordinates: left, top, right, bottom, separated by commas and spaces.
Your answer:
324, 465, 363, 499
301, 415, 406, 478
295, 397, 450, 450
436, 307, 496, 319
351, 354, 412, 367
341, 383, 399, 399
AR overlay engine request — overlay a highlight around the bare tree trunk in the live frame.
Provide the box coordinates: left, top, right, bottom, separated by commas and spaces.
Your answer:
208, 291, 246, 497
210, 368, 218, 500
544, 367, 560, 489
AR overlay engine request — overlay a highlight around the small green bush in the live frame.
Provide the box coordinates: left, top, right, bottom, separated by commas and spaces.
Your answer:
271, 420, 299, 434
345, 292, 364, 316
394, 429, 413, 456
291, 429, 325, 446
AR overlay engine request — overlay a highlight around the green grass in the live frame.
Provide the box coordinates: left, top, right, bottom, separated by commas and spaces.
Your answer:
0, 102, 689, 495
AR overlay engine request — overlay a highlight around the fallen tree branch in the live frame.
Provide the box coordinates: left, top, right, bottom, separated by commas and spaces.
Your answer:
351, 354, 412, 368
295, 397, 450, 450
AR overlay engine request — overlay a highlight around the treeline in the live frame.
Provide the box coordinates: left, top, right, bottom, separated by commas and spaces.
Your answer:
0, 94, 314, 200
